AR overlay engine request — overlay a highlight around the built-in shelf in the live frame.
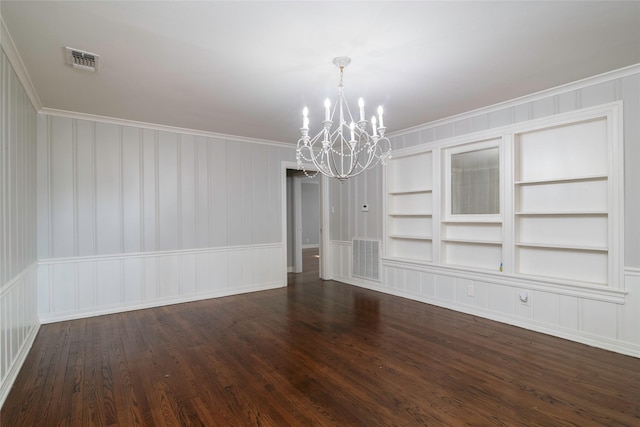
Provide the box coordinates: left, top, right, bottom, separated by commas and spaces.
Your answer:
515, 211, 608, 216
514, 174, 608, 186
441, 220, 503, 224
515, 242, 607, 252
388, 188, 432, 195
382, 256, 432, 265
388, 212, 432, 217
442, 238, 502, 245
514, 115, 612, 286
388, 234, 432, 241
385, 149, 434, 262
513, 272, 607, 287
443, 263, 503, 274
382, 106, 620, 291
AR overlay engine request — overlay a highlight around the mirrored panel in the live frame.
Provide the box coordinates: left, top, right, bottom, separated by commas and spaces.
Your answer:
451, 147, 499, 215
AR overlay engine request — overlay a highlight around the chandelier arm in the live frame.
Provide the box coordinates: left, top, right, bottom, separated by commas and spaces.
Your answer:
297, 57, 391, 180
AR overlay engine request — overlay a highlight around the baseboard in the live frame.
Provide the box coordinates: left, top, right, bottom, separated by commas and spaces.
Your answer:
38, 243, 285, 322
0, 323, 40, 409
335, 274, 640, 359
39, 281, 283, 324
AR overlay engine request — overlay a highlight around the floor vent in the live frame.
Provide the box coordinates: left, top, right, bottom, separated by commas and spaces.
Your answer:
65, 47, 99, 72
352, 239, 380, 281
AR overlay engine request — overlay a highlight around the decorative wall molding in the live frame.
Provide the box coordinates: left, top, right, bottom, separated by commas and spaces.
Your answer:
382, 259, 627, 304
388, 63, 640, 139
0, 323, 39, 409
346, 274, 639, 358
40, 107, 292, 149
626, 266, 640, 277
341, 257, 640, 358
1, 16, 288, 149
0, 17, 42, 111
38, 115, 292, 260
0, 45, 40, 409
331, 178, 640, 360
0, 263, 40, 408
38, 244, 285, 324
38, 243, 281, 265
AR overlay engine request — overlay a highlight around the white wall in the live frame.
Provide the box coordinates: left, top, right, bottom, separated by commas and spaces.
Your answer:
0, 46, 39, 407
36, 114, 295, 322
301, 178, 319, 247
329, 165, 382, 242
330, 66, 640, 357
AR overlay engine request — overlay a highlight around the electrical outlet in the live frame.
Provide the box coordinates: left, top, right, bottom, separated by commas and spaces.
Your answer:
467, 285, 474, 297
519, 291, 529, 305
361, 203, 369, 212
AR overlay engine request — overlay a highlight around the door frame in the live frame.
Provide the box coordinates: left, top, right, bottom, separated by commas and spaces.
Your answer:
281, 161, 330, 283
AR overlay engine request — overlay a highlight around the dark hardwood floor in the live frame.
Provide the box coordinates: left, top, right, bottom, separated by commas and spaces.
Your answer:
2, 248, 639, 426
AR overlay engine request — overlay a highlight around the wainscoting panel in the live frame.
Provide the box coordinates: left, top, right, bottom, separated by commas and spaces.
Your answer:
330, 241, 352, 282
0, 265, 39, 409
0, 47, 38, 289
0, 45, 39, 408
37, 244, 284, 323
339, 254, 640, 357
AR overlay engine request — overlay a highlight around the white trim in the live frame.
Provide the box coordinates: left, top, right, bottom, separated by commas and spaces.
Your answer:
382, 258, 627, 304
0, 16, 42, 111
0, 263, 40, 409
38, 281, 282, 324
0, 322, 40, 408
37, 244, 286, 323
339, 274, 639, 358
302, 244, 320, 249
293, 175, 303, 273
1, 15, 289, 148
40, 107, 292, 148
443, 138, 503, 223
0, 263, 35, 295
281, 162, 329, 281
392, 102, 624, 154
626, 267, 640, 277
319, 174, 331, 280
37, 243, 282, 265
388, 63, 640, 139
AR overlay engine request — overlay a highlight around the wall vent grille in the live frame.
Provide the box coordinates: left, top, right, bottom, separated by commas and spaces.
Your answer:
352, 239, 380, 281
65, 47, 99, 72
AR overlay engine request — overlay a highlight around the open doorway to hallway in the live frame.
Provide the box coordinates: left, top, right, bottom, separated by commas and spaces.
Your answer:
285, 169, 321, 282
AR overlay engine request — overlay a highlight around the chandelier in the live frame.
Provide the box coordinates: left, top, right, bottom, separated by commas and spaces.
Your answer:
296, 57, 392, 180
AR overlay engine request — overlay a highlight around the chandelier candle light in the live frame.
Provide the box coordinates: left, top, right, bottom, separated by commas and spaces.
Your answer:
297, 57, 391, 180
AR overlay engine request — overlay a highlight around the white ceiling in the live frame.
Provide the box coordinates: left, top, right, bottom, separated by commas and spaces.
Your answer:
2, 1, 639, 144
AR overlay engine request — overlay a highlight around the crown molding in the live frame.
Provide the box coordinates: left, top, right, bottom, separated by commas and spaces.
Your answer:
0, 16, 43, 111
2, 15, 291, 148
40, 107, 293, 148
389, 63, 640, 139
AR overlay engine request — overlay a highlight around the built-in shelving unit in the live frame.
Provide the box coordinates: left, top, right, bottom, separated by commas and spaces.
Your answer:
382, 103, 621, 291
513, 117, 610, 285
385, 151, 433, 262
439, 138, 504, 272
440, 220, 503, 271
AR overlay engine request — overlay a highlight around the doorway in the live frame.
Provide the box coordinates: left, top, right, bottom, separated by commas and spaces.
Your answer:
281, 162, 329, 284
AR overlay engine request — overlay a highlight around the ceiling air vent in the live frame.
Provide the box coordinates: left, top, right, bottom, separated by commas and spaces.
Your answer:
65, 47, 99, 72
